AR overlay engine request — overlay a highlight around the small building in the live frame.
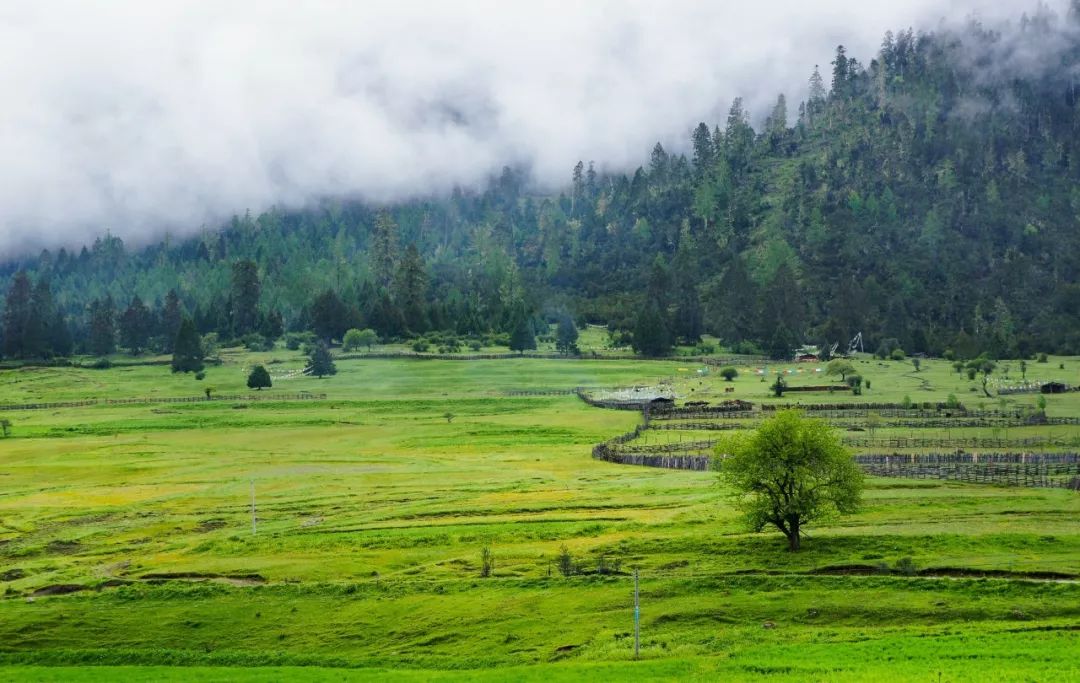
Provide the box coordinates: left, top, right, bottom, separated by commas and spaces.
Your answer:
1040, 382, 1070, 394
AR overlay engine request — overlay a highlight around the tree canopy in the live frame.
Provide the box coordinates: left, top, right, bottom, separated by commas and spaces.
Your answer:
718, 411, 863, 551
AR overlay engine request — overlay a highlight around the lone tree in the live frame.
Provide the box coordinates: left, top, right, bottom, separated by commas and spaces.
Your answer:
770, 375, 787, 397
247, 365, 272, 390
718, 411, 863, 551
306, 342, 337, 378
720, 366, 738, 381
825, 359, 855, 381
171, 317, 205, 373
509, 315, 537, 354
555, 313, 579, 355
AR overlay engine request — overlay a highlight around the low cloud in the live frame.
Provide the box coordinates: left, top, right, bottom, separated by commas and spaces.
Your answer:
0, 0, 1061, 256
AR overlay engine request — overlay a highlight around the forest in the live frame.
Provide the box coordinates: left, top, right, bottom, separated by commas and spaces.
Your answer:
4, 10, 1080, 361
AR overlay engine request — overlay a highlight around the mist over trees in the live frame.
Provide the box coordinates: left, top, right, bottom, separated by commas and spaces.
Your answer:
3, 9, 1080, 359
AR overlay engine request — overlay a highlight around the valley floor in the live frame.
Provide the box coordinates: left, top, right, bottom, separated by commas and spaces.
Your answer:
1, 353, 1078, 680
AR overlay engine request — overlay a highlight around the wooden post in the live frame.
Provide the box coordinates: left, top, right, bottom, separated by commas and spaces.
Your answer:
634, 569, 640, 659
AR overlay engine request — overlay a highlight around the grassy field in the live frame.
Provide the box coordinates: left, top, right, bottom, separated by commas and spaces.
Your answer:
1, 349, 1078, 680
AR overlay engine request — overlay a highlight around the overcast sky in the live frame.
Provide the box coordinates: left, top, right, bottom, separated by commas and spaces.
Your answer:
0, 1, 1063, 256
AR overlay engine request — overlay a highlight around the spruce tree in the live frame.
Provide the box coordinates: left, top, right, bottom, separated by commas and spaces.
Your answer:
119, 295, 152, 354
555, 313, 579, 355
160, 289, 184, 353
509, 314, 537, 354
2, 271, 32, 358
87, 296, 116, 357
230, 259, 261, 336
171, 317, 205, 373
247, 364, 272, 390
633, 303, 672, 357
306, 342, 337, 378
371, 211, 400, 290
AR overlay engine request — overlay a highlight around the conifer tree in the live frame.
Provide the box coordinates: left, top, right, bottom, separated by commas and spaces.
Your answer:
230, 259, 261, 336
119, 295, 152, 354
247, 364, 272, 390
160, 289, 184, 353
306, 341, 337, 378
509, 313, 537, 354
87, 296, 116, 357
171, 317, 205, 373
2, 271, 32, 358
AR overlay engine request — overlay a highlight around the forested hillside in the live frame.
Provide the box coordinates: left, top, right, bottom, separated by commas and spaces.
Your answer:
4, 9, 1080, 360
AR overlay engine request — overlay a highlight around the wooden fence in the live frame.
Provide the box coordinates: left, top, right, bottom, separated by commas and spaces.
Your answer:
0, 393, 328, 412
854, 453, 1080, 489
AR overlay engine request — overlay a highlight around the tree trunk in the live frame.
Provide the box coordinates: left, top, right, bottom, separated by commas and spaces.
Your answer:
787, 519, 801, 551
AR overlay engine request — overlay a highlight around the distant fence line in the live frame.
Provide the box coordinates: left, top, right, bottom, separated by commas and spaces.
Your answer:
592, 441, 1080, 490
340, 351, 768, 365
599, 430, 1070, 455
854, 453, 1080, 490
0, 393, 328, 412
761, 401, 967, 412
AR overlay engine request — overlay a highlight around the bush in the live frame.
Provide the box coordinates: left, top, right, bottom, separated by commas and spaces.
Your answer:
557, 545, 574, 577
942, 349, 955, 361
480, 547, 494, 578
89, 357, 112, 370
946, 393, 961, 409
720, 366, 738, 381
893, 557, 918, 576
411, 341, 429, 353
468, 340, 482, 351
890, 348, 906, 361
1038, 352, 1049, 363
901, 395, 912, 409
242, 333, 272, 352
194, 371, 206, 381
731, 340, 764, 356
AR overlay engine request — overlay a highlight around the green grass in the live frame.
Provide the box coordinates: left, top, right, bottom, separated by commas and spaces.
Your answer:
1, 351, 1078, 680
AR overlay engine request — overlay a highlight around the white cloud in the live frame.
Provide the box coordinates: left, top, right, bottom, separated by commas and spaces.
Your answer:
0, 0, 1061, 255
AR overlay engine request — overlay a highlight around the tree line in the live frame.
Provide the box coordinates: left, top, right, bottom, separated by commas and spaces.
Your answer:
3, 7, 1080, 361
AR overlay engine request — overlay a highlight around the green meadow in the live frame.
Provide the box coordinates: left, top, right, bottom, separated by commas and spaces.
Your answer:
1, 350, 1078, 681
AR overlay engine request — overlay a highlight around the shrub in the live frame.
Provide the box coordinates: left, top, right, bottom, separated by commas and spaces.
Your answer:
480, 547, 494, 578
890, 348, 906, 361
901, 395, 912, 409
942, 349, 955, 361
90, 357, 112, 370
893, 557, 918, 576
946, 393, 961, 409
468, 340, 482, 351
557, 545, 574, 577
720, 366, 738, 381
194, 371, 206, 381
1037, 352, 1048, 363
411, 341, 429, 353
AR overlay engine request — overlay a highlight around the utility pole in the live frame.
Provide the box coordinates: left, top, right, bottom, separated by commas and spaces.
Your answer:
251, 480, 256, 536
634, 569, 640, 659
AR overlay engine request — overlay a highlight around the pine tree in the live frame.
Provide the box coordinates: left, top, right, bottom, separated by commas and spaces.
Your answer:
372, 211, 400, 290
247, 364, 272, 390
311, 289, 349, 342
306, 342, 337, 378
119, 295, 152, 354
87, 296, 116, 357
633, 303, 671, 357
230, 259, 261, 336
2, 271, 32, 358
171, 317, 205, 373
394, 244, 428, 334
555, 313, 579, 355
509, 313, 537, 354
160, 289, 183, 353
24, 278, 55, 358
